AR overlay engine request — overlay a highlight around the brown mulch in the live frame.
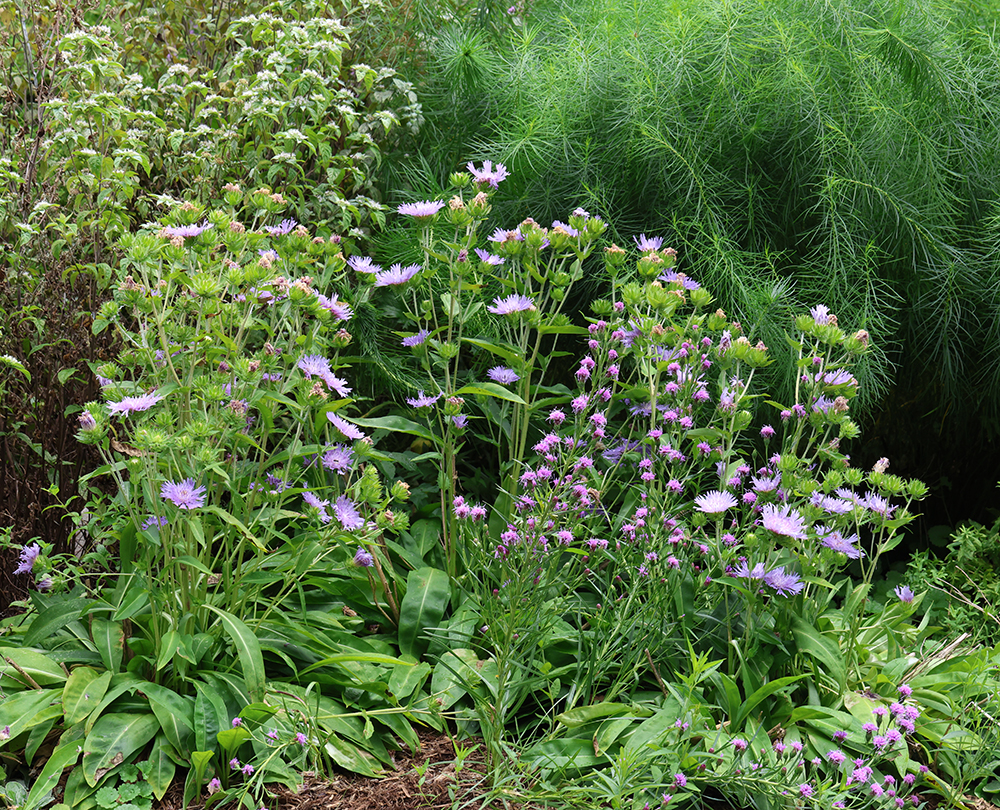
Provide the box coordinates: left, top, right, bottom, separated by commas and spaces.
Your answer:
158, 732, 547, 810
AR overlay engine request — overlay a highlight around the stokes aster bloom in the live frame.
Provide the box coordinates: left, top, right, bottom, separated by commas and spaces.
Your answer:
761, 503, 807, 539
488, 293, 535, 315
348, 255, 381, 274
397, 200, 445, 218
327, 412, 366, 440
14, 543, 41, 575
107, 392, 163, 416
161, 478, 208, 510
764, 566, 804, 596
633, 233, 663, 252
401, 329, 430, 347
406, 390, 441, 408
467, 160, 509, 188
375, 263, 420, 287
334, 496, 364, 530
894, 584, 915, 603
694, 490, 737, 514
354, 546, 374, 567
474, 247, 505, 265
487, 366, 520, 384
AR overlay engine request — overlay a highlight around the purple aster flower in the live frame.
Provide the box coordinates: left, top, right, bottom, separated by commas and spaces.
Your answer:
401, 329, 430, 347
320, 370, 352, 397
487, 366, 520, 384
659, 269, 700, 290
354, 546, 374, 566
734, 561, 768, 582
799, 784, 814, 798
760, 424, 775, 438
107, 392, 163, 416
451, 414, 468, 429
764, 566, 804, 596
316, 295, 353, 321
375, 263, 420, 287
397, 200, 445, 218
161, 478, 208, 509
894, 584, 914, 603
634, 234, 663, 252
264, 218, 297, 236
348, 256, 381, 274
819, 528, 863, 559
488, 227, 524, 243
551, 220, 579, 236
865, 492, 895, 518
327, 412, 366, 440
466, 160, 509, 188
694, 490, 738, 514
761, 503, 807, 539
14, 543, 41, 575
297, 354, 332, 379
140, 515, 169, 531
322, 444, 354, 473
334, 496, 364, 530
406, 390, 440, 408
162, 222, 213, 239
674, 773, 687, 788
898, 683, 912, 698
810, 304, 831, 325
302, 491, 332, 524
474, 247, 505, 265
752, 473, 780, 493
78, 411, 98, 431
819, 368, 858, 387
732, 738, 748, 752
487, 293, 535, 314
295, 732, 308, 745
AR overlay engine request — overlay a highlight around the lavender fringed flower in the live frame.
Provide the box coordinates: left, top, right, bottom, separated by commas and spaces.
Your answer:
487, 366, 520, 384
264, 218, 297, 237
820, 528, 863, 559
326, 412, 366, 440
162, 222, 213, 239
161, 478, 208, 510
406, 390, 441, 408
694, 490, 737, 514
487, 294, 535, 315
334, 496, 364, 530
14, 543, 41, 575
894, 584, 915, 603
302, 492, 332, 524
348, 256, 381, 274
354, 546, 374, 566
467, 160, 509, 188
375, 263, 420, 287
634, 233, 663, 252
107, 392, 163, 416
474, 247, 504, 265
401, 330, 429, 347
397, 200, 445, 218
761, 503, 807, 539
322, 444, 354, 473
764, 566, 804, 596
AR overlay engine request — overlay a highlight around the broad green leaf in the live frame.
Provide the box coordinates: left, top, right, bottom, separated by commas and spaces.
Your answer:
456, 382, 526, 404
63, 669, 111, 725
82, 712, 160, 786
397, 567, 450, 660
203, 506, 264, 550
350, 415, 435, 442
323, 734, 379, 777
216, 726, 251, 754
203, 606, 265, 702
145, 733, 176, 801
388, 662, 431, 701
461, 337, 519, 364
239, 702, 278, 725
86, 674, 144, 734
734, 674, 807, 728
430, 649, 478, 710
24, 741, 80, 810
155, 630, 182, 672
556, 702, 634, 728
90, 620, 123, 672
624, 699, 683, 752
143, 683, 194, 752
0, 690, 58, 738
194, 683, 227, 752
0, 647, 67, 686
24, 598, 88, 647
792, 619, 845, 693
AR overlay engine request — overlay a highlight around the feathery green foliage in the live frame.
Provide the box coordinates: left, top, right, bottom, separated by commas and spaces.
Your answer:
406, 0, 1000, 417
